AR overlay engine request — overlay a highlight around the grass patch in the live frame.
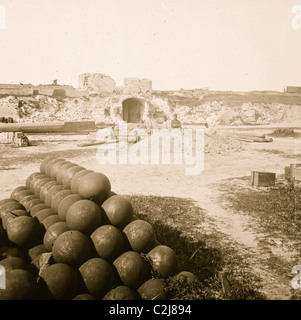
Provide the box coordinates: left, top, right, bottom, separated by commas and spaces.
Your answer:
127, 194, 266, 300
218, 178, 301, 299
220, 181, 301, 242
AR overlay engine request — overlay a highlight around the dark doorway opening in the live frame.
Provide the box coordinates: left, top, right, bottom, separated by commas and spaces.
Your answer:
122, 98, 145, 123
52, 89, 66, 100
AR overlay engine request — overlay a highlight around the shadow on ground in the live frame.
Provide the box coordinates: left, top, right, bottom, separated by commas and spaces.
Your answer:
127, 194, 266, 300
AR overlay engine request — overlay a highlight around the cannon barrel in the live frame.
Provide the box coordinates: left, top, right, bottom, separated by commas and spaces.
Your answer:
0, 121, 96, 133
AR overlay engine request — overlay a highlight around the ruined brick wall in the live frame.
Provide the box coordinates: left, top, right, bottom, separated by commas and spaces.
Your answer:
0, 84, 33, 96
78, 73, 116, 94
36, 86, 88, 98
123, 78, 152, 95
0, 84, 87, 98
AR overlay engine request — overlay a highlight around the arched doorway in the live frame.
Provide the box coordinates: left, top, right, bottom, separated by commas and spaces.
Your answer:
122, 98, 145, 123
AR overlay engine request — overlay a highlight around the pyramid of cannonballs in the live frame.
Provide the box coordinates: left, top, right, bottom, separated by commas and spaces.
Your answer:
0, 157, 197, 300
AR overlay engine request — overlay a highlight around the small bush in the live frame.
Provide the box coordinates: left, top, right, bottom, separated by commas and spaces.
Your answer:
221, 181, 301, 241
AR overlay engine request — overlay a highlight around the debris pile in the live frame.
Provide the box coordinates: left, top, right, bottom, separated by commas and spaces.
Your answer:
1, 90, 301, 127
204, 133, 245, 155
173, 102, 290, 127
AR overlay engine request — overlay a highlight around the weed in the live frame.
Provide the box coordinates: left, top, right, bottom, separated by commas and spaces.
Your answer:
220, 178, 301, 245
224, 184, 301, 233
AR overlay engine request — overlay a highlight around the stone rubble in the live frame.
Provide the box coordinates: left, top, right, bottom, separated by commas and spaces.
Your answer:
0, 90, 300, 129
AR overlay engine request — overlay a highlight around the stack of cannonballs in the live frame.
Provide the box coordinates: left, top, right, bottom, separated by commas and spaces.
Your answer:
0, 157, 197, 300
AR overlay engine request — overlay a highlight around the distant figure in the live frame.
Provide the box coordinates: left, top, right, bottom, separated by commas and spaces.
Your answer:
170, 114, 181, 129
20, 135, 29, 147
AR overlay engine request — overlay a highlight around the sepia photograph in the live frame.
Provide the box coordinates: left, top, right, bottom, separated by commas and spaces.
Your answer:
0, 0, 301, 307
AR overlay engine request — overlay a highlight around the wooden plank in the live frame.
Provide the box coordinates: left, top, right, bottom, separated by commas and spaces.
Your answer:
238, 137, 255, 142
77, 136, 139, 147
234, 132, 266, 138
77, 141, 106, 147
238, 137, 273, 143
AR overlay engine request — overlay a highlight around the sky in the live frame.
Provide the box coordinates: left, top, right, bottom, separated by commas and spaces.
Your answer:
0, 0, 300, 91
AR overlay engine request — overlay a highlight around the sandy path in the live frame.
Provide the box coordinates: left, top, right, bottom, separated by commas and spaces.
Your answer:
0, 132, 299, 299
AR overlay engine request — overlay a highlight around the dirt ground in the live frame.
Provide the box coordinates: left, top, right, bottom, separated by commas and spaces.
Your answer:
1, 121, 301, 300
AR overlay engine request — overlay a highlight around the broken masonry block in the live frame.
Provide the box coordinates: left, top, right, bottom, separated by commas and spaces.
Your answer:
294, 167, 301, 182
251, 171, 276, 187
290, 163, 301, 181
